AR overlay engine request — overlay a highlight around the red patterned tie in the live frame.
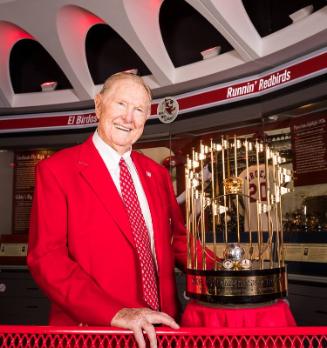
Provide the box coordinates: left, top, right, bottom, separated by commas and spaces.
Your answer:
119, 158, 159, 310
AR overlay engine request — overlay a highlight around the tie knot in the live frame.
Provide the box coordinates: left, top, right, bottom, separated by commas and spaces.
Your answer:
119, 157, 127, 168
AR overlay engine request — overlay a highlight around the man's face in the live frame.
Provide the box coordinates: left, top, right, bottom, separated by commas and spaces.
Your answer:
95, 78, 150, 155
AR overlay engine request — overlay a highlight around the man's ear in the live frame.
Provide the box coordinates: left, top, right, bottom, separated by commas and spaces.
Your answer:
94, 94, 102, 120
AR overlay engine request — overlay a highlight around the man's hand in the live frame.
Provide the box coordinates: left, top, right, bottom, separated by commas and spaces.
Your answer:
111, 308, 179, 348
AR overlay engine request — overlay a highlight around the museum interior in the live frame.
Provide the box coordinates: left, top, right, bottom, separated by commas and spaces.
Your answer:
0, 1, 326, 347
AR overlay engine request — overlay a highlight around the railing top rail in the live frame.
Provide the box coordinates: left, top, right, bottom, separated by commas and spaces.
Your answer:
0, 325, 327, 336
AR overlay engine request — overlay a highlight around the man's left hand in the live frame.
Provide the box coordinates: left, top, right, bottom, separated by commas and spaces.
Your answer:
111, 307, 179, 348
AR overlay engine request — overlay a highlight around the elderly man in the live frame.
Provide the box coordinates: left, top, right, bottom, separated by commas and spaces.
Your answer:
28, 72, 188, 348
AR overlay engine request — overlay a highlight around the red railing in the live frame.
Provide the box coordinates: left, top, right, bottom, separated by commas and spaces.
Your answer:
0, 326, 327, 348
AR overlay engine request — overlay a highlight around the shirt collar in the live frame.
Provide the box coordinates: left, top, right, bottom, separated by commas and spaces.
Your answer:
92, 130, 132, 170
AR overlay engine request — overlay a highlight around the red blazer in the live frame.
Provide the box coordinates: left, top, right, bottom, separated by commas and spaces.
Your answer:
27, 136, 187, 326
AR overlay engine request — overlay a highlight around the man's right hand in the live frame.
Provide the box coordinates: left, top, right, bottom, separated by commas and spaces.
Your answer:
111, 308, 179, 348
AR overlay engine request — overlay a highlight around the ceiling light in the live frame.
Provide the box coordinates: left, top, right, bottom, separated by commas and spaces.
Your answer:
267, 115, 279, 121
200, 46, 221, 60
123, 68, 138, 75
289, 5, 313, 23
298, 103, 313, 109
41, 81, 57, 92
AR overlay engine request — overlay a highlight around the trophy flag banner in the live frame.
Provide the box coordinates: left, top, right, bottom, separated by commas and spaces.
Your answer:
0, 49, 326, 133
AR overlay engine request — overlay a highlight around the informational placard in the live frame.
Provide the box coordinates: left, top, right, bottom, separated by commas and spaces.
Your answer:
291, 114, 327, 187
0, 242, 27, 256
284, 243, 327, 263
13, 150, 54, 234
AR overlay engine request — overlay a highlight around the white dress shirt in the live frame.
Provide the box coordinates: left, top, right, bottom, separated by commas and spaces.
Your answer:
92, 131, 157, 261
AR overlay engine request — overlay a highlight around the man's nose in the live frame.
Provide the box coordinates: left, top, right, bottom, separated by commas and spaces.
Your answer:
123, 107, 134, 122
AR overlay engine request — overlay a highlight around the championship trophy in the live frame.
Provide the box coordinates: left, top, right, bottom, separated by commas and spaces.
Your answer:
185, 135, 292, 304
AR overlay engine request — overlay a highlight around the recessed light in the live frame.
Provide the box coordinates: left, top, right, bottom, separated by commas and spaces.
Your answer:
289, 5, 313, 23
124, 68, 138, 75
200, 46, 221, 60
40, 81, 57, 92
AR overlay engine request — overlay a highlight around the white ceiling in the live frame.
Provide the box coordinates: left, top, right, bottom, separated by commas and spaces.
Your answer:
0, 0, 326, 114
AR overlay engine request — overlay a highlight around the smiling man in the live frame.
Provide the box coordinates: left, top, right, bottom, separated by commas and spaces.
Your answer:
28, 73, 188, 348
95, 73, 151, 155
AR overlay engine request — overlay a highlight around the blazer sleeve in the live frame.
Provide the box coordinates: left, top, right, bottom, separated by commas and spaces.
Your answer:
27, 160, 124, 325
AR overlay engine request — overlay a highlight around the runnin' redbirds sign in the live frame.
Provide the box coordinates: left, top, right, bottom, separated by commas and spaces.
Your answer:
1, 49, 326, 134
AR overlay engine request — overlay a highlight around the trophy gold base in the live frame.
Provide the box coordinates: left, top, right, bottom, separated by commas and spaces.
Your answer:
186, 266, 287, 304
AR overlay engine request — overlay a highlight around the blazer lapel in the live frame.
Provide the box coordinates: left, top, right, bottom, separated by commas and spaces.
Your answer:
77, 138, 134, 246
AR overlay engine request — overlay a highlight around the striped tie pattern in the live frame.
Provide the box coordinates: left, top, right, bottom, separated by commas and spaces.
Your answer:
119, 158, 159, 310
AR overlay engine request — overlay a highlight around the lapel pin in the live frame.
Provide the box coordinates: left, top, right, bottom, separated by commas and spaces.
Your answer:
146, 171, 152, 178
